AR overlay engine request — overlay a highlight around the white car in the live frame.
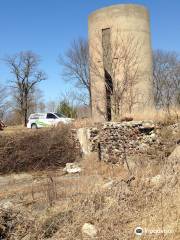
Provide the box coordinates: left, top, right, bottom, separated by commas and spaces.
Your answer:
27, 112, 73, 129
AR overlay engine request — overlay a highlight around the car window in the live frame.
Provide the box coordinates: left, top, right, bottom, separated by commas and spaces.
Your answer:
55, 113, 66, 118
47, 113, 57, 119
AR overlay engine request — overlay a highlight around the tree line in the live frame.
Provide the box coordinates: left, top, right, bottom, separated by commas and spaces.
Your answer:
1, 38, 180, 126
60, 37, 180, 119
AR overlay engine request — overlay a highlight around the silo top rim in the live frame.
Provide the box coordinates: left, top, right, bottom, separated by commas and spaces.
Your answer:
88, 3, 148, 19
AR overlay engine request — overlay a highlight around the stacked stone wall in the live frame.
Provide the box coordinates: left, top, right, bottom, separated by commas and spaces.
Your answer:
77, 121, 158, 163
98, 121, 156, 163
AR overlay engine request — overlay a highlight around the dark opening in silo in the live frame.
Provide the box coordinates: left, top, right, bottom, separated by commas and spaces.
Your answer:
102, 28, 113, 121
105, 70, 113, 121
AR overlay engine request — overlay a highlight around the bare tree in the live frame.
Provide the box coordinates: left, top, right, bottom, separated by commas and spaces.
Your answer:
112, 34, 142, 116
0, 84, 9, 119
90, 31, 143, 120
5, 51, 46, 126
58, 38, 91, 108
153, 50, 180, 113
59, 33, 144, 120
37, 101, 46, 113
46, 100, 57, 112
29, 88, 45, 113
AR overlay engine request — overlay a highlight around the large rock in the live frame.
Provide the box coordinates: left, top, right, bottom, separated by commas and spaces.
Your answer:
63, 163, 81, 174
82, 223, 97, 239
142, 121, 155, 130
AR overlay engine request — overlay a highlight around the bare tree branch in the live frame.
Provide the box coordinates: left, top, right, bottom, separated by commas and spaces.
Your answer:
90, 30, 143, 120
58, 38, 91, 108
4, 51, 47, 126
153, 50, 180, 114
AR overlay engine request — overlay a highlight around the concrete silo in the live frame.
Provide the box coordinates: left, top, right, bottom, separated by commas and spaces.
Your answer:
88, 4, 153, 121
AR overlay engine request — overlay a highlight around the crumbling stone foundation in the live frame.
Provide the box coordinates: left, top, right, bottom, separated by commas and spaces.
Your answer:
77, 121, 158, 163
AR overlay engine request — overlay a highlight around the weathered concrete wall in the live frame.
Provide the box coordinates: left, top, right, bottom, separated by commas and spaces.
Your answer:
77, 127, 99, 154
77, 121, 157, 163
88, 4, 153, 121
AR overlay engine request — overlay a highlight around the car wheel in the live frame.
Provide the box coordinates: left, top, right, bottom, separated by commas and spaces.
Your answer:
31, 123, 38, 129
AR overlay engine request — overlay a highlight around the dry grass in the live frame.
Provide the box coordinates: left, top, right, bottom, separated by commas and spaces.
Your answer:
0, 119, 179, 239
72, 108, 180, 129
72, 118, 96, 129
0, 125, 80, 174
48, 154, 179, 240
0, 150, 179, 239
130, 108, 180, 124
81, 153, 129, 179
0, 125, 28, 137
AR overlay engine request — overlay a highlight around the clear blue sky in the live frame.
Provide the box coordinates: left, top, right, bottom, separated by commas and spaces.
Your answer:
0, 0, 179, 101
